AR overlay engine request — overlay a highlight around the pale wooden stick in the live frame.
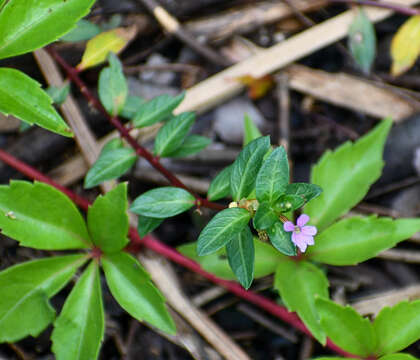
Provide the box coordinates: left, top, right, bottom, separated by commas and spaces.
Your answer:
175, 0, 420, 116
377, 248, 420, 263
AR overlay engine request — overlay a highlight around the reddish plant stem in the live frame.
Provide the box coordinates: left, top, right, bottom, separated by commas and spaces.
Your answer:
0, 148, 354, 358
47, 46, 224, 212
328, 0, 420, 15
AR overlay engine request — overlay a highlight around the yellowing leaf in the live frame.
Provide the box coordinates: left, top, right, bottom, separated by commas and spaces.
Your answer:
391, 15, 420, 76
236, 74, 274, 99
77, 26, 137, 70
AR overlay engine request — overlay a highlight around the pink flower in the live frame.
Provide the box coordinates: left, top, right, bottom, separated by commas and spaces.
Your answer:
283, 214, 317, 253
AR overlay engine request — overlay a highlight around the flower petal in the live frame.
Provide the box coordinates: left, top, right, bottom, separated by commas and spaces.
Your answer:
292, 232, 308, 253
284, 221, 295, 232
302, 225, 317, 236
297, 214, 310, 227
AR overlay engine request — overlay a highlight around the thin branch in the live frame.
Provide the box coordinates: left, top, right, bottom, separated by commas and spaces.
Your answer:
0, 148, 353, 358
47, 46, 224, 212
327, 0, 420, 15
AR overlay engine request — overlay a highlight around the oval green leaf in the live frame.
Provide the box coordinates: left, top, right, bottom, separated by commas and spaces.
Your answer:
253, 202, 278, 230
137, 216, 163, 238
0, 0, 95, 59
102, 252, 175, 334
207, 165, 232, 201
267, 221, 296, 256
197, 208, 251, 256
167, 135, 211, 158
130, 187, 195, 219
0, 68, 72, 137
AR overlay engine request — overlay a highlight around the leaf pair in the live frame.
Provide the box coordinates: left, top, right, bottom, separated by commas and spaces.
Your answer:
0, 0, 97, 137
315, 298, 420, 359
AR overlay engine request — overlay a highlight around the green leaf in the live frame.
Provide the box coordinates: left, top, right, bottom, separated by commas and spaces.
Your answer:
137, 216, 163, 238
305, 119, 392, 231
273, 194, 304, 213
120, 95, 145, 119
0, 68, 72, 137
102, 252, 175, 334
274, 259, 328, 344
307, 216, 420, 265
60, 19, 101, 42
285, 183, 322, 207
348, 7, 376, 74
52, 262, 104, 360
101, 137, 124, 153
0, 181, 91, 249
132, 93, 185, 128
197, 208, 251, 256
316, 297, 376, 356
207, 165, 232, 201
178, 237, 285, 280
379, 354, 419, 360
0, 0, 95, 59
226, 226, 254, 289
166, 135, 211, 158
84, 148, 137, 189
88, 183, 129, 253
0, 255, 87, 342
231, 136, 271, 201
256, 146, 289, 204
154, 112, 195, 157
253, 202, 278, 230
46, 83, 70, 106
374, 300, 420, 355
243, 113, 263, 146
98, 53, 127, 116
267, 221, 296, 256
131, 187, 195, 219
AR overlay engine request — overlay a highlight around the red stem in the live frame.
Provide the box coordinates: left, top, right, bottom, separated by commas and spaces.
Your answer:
47, 47, 224, 212
0, 148, 355, 358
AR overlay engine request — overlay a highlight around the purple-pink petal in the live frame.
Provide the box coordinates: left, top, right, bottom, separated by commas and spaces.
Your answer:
284, 221, 295, 232
297, 214, 310, 227
292, 232, 308, 252
302, 225, 317, 236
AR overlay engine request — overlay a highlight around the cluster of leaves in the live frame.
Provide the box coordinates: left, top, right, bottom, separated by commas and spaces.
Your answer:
0, 0, 98, 137
179, 118, 420, 347
0, 182, 175, 359
84, 53, 211, 188
348, 6, 420, 77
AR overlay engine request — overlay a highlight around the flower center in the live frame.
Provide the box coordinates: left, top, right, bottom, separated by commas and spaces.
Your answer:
294, 226, 301, 233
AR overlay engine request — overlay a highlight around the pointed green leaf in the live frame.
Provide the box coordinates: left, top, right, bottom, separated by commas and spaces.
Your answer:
305, 119, 392, 231
154, 112, 195, 157
256, 146, 289, 203
316, 297, 376, 356
84, 148, 137, 189
207, 165, 232, 201
102, 252, 175, 334
137, 216, 163, 238
0, 181, 91, 249
132, 93, 185, 128
197, 208, 251, 256
178, 237, 286, 280
130, 187, 195, 218
226, 226, 254, 289
307, 217, 420, 265
52, 262, 104, 360
60, 19, 101, 42
243, 114, 263, 146
348, 7, 376, 74
166, 135, 211, 158
253, 202, 278, 230
98, 53, 127, 116
374, 300, 420, 355
285, 183, 322, 207
0, 68, 72, 137
120, 95, 145, 119
0, 254, 87, 342
101, 137, 124, 153
88, 183, 129, 253
231, 136, 271, 201
46, 83, 70, 106
0, 0, 95, 59
380, 354, 419, 360
267, 221, 296, 256
274, 259, 328, 344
